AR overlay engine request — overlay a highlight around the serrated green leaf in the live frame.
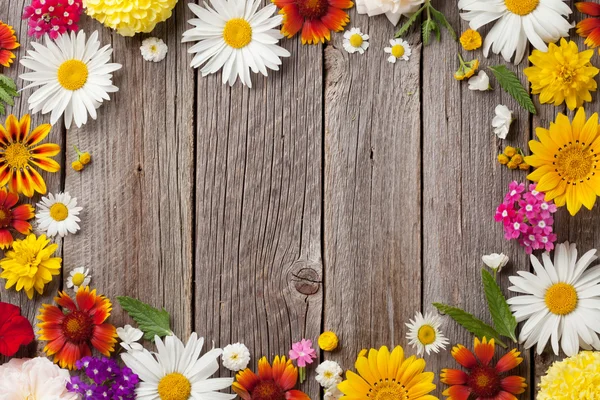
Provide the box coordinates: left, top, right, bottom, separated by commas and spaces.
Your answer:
117, 296, 172, 341
0, 89, 14, 107
488, 65, 537, 114
0, 103, 5, 115
422, 19, 437, 46
0, 74, 16, 91
433, 302, 507, 348
429, 6, 457, 41
481, 269, 518, 343
395, 5, 425, 38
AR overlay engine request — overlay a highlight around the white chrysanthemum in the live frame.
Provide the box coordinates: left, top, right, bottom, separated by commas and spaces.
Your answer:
343, 28, 369, 54
405, 311, 449, 356
222, 342, 251, 371
140, 37, 168, 62
384, 38, 411, 63
315, 360, 343, 388
0, 357, 76, 400
356, 0, 423, 26
482, 253, 509, 273
324, 385, 343, 400
182, 0, 290, 88
122, 333, 236, 400
468, 71, 491, 91
492, 104, 512, 139
507, 242, 600, 356
66, 267, 91, 291
117, 324, 144, 352
35, 192, 82, 238
19, 31, 122, 129
458, 0, 572, 64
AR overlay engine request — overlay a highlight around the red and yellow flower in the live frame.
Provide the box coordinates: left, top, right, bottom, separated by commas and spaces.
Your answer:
576, 2, 600, 48
441, 337, 527, 400
0, 114, 60, 197
37, 286, 117, 369
272, 0, 352, 44
0, 21, 19, 68
233, 355, 310, 400
0, 187, 34, 249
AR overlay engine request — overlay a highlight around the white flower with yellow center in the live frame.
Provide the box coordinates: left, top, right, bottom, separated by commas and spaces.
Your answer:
343, 28, 369, 54
182, 0, 290, 88
35, 192, 82, 238
405, 311, 449, 356
458, 0, 572, 64
19, 31, 122, 129
222, 342, 250, 371
66, 267, 91, 291
315, 360, 343, 388
140, 37, 168, 62
384, 38, 411, 63
507, 242, 600, 356
121, 333, 235, 400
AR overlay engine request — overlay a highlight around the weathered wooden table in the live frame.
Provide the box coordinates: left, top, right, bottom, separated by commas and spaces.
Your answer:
1, 0, 595, 398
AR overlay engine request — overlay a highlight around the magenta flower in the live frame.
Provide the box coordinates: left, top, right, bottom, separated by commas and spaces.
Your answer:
22, 0, 83, 39
289, 339, 317, 367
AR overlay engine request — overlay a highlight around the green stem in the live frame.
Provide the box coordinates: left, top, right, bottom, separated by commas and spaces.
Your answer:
73, 145, 83, 156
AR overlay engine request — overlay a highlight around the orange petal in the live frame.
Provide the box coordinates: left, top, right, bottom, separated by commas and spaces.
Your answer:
25, 123, 52, 146
577, 2, 600, 16
500, 376, 527, 395
442, 384, 471, 400
451, 344, 477, 369
285, 390, 310, 400
495, 349, 523, 373
440, 368, 468, 385
474, 337, 495, 366
258, 356, 274, 380
235, 368, 260, 393
17, 115, 31, 142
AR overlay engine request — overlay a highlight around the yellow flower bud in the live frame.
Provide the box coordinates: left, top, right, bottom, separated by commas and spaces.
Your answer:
519, 163, 530, 171
318, 331, 339, 351
72, 161, 84, 171
80, 152, 91, 165
511, 154, 524, 165
504, 146, 517, 157
507, 161, 518, 170
497, 154, 509, 165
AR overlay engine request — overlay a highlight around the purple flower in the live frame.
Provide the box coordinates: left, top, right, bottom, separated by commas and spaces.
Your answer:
67, 356, 138, 399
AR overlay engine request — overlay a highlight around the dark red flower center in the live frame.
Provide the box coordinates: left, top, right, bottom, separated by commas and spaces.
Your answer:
61, 311, 93, 342
467, 365, 501, 397
250, 380, 285, 400
0, 206, 12, 227
296, 0, 329, 19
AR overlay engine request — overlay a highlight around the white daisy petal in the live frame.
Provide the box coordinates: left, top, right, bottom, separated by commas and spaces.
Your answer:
35, 192, 82, 238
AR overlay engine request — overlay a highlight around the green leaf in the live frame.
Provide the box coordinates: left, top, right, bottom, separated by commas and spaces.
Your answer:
0, 75, 19, 116
433, 302, 507, 348
488, 65, 537, 114
0, 74, 16, 91
422, 19, 437, 46
117, 296, 172, 341
395, 5, 425, 38
0, 89, 14, 107
429, 6, 457, 41
481, 269, 518, 342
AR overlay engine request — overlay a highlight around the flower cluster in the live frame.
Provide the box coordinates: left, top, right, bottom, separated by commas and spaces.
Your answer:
495, 182, 557, 254
22, 0, 83, 39
67, 356, 138, 399
497, 146, 529, 170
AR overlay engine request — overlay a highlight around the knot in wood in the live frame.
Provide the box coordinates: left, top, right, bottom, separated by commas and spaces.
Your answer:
290, 261, 322, 296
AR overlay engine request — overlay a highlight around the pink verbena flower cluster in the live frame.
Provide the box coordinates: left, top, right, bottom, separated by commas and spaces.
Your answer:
22, 0, 83, 39
495, 181, 557, 254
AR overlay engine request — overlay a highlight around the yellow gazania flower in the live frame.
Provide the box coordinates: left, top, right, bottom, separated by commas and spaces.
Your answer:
525, 108, 600, 215
0, 234, 61, 299
525, 38, 599, 110
338, 345, 437, 400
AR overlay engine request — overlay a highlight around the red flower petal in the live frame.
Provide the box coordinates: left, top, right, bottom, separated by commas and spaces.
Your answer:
500, 376, 527, 395
0, 302, 34, 357
285, 390, 310, 400
577, 1, 600, 16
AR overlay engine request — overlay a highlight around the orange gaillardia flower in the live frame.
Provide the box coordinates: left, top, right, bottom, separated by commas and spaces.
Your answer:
0, 187, 34, 249
272, 0, 352, 44
0, 21, 19, 68
233, 356, 310, 400
0, 114, 60, 197
576, 2, 600, 48
37, 286, 118, 369
441, 337, 527, 400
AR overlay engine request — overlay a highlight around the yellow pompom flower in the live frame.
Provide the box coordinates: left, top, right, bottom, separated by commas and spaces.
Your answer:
84, 0, 178, 36
318, 331, 338, 351
459, 29, 482, 51
538, 351, 600, 399
0, 234, 61, 299
525, 38, 599, 110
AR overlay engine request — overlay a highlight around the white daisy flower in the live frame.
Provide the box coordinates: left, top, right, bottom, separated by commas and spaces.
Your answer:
117, 324, 144, 352
492, 104, 512, 139
458, 0, 572, 64
315, 360, 343, 388
482, 253, 509, 273
121, 333, 235, 400
343, 28, 369, 54
405, 311, 449, 356
182, 0, 291, 88
507, 242, 600, 356
66, 267, 91, 291
19, 31, 122, 129
468, 71, 491, 91
384, 38, 411, 63
35, 192, 82, 238
324, 385, 343, 400
222, 342, 250, 371
140, 37, 168, 62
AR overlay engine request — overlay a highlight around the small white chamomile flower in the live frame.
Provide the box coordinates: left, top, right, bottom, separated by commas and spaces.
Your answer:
343, 28, 369, 54
482, 253, 509, 273
492, 104, 513, 139
468, 71, 492, 91
35, 192, 82, 238
222, 342, 251, 371
384, 38, 411, 63
315, 360, 343, 388
117, 324, 144, 352
66, 267, 91, 291
140, 37, 168, 62
405, 311, 449, 356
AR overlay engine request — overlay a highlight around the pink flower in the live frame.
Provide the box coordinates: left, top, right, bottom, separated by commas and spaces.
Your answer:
505, 182, 525, 202
289, 339, 317, 367
22, 0, 83, 39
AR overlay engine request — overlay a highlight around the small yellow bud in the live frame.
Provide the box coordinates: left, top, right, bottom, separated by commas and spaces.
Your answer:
79, 152, 91, 165
519, 163, 530, 171
504, 146, 517, 157
507, 161, 518, 170
71, 160, 84, 171
511, 154, 524, 165
318, 331, 339, 351
497, 154, 509, 165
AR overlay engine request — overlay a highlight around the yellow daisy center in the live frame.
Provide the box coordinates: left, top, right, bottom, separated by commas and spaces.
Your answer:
417, 325, 436, 345
71, 272, 86, 286
223, 19, 252, 49
57, 59, 89, 91
369, 380, 407, 400
504, 0, 539, 15
50, 203, 69, 221
391, 44, 405, 59
158, 373, 192, 400
150, 45, 157, 53
545, 283, 578, 315
349, 34, 363, 48
554, 144, 595, 184
3, 143, 31, 170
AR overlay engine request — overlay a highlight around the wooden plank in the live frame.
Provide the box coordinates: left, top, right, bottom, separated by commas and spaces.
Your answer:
193, 7, 323, 397
421, 1, 532, 397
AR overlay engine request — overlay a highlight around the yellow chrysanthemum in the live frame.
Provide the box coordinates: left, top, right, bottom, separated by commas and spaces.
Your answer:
84, 0, 177, 36
538, 351, 600, 399
0, 234, 61, 299
460, 29, 482, 51
338, 345, 437, 400
525, 38, 599, 110
525, 108, 600, 216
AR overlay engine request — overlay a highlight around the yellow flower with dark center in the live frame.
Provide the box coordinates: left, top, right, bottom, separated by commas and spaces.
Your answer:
460, 29, 482, 51
525, 38, 599, 110
525, 108, 600, 215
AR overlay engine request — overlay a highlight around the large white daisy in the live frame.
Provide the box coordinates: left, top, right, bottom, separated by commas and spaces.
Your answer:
35, 192, 82, 237
121, 333, 235, 400
20, 31, 122, 129
182, 0, 290, 88
457, 0, 572, 64
507, 242, 600, 356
